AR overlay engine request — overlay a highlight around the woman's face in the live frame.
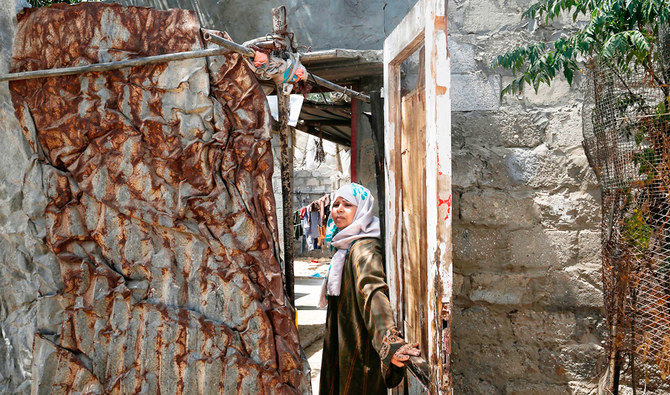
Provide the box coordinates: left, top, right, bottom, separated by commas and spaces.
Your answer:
332, 197, 358, 229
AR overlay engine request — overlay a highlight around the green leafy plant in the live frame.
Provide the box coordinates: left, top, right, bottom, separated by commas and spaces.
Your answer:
492, 0, 670, 98
623, 208, 653, 252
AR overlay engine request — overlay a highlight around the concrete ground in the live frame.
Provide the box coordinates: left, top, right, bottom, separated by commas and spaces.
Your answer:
294, 258, 329, 394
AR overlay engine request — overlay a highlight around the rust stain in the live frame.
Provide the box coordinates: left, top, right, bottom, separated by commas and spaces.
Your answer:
434, 16, 447, 31
436, 85, 447, 95
441, 300, 452, 391
10, 3, 307, 394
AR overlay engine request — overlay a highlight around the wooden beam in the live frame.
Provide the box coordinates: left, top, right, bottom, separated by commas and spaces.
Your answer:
350, 98, 358, 182
369, 91, 386, 255
302, 120, 350, 127
384, 0, 452, 392
293, 124, 351, 147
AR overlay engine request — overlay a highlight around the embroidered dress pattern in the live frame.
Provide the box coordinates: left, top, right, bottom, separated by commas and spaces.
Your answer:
380, 327, 403, 360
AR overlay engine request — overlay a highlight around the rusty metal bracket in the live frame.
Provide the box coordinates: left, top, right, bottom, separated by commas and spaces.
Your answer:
307, 73, 370, 102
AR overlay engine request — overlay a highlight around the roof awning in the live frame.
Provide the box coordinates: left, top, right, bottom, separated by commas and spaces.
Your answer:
284, 49, 382, 146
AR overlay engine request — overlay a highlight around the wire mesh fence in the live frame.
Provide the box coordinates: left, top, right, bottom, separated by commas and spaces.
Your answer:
583, 57, 670, 390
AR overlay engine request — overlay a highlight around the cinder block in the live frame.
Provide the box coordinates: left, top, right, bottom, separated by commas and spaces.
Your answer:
534, 191, 601, 230
509, 228, 578, 269
453, 147, 513, 189
469, 273, 529, 305
304, 178, 320, 187
507, 310, 578, 346
530, 270, 604, 309
460, 189, 540, 229
453, 225, 511, 271
544, 107, 584, 148
449, 40, 477, 74
456, 0, 530, 34
451, 73, 501, 112
577, 230, 601, 263
453, 305, 514, 345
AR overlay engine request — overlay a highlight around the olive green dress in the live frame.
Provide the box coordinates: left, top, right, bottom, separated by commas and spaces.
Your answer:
319, 238, 406, 395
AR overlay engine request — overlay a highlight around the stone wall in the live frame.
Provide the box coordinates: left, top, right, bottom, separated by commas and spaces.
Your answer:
0, 0, 47, 392
449, 1, 605, 393
0, 0, 608, 393
291, 131, 350, 208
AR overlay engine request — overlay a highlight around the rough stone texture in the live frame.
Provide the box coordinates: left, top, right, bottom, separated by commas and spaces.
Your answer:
449, 1, 606, 393
2, 3, 309, 394
0, 1, 43, 393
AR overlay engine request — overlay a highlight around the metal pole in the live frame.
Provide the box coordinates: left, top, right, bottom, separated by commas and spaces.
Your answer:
206, 32, 370, 102
204, 32, 255, 58
278, 84, 295, 306
207, 31, 371, 102
0, 46, 233, 82
308, 73, 371, 102
272, 6, 295, 307
2, 32, 371, 103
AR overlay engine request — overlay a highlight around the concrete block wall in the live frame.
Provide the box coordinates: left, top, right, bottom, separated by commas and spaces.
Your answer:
291, 130, 350, 207
0, 1, 52, 392
449, 1, 605, 393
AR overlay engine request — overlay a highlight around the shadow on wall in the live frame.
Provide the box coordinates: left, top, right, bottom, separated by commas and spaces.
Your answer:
450, 188, 608, 393
448, 105, 606, 393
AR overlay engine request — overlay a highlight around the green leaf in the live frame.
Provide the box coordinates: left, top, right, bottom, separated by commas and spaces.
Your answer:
563, 63, 574, 83
494, 0, 670, 98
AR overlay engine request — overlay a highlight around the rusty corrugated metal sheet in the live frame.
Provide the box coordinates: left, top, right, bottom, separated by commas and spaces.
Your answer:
8, 3, 309, 393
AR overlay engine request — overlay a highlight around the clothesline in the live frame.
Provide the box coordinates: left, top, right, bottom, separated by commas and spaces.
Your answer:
293, 190, 331, 194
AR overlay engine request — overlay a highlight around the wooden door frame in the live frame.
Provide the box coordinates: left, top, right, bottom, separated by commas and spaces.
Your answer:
383, 0, 452, 392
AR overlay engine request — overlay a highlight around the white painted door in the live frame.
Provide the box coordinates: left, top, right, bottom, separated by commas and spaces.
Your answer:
383, 0, 452, 393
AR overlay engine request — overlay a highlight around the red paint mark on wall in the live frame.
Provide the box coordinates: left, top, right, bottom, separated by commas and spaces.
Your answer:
439, 195, 452, 220
437, 151, 443, 175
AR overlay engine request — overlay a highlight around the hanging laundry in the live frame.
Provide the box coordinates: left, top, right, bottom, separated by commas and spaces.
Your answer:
301, 208, 314, 251
293, 210, 303, 240
309, 209, 321, 247
318, 194, 331, 226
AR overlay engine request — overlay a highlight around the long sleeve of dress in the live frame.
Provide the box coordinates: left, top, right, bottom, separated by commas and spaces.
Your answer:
349, 239, 406, 387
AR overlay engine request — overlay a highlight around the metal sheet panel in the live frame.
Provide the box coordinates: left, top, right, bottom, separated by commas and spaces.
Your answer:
8, 3, 309, 394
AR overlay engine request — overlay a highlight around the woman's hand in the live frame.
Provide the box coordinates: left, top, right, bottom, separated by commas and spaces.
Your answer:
390, 343, 421, 367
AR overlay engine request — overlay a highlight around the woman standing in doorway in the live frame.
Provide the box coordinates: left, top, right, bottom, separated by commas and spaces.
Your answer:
318, 183, 420, 395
